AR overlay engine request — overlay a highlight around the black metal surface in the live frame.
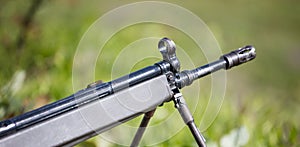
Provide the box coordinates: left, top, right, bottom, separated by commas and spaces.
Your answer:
221, 45, 256, 69
187, 122, 206, 147
110, 65, 162, 92
175, 45, 256, 89
130, 109, 156, 147
175, 59, 227, 88
193, 59, 227, 79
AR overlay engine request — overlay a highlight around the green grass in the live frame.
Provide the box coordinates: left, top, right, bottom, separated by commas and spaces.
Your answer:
0, 0, 299, 146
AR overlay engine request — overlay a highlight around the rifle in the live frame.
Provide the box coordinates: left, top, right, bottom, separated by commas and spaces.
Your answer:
0, 38, 256, 146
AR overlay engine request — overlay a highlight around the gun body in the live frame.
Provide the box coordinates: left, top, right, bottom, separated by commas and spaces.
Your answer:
0, 75, 172, 146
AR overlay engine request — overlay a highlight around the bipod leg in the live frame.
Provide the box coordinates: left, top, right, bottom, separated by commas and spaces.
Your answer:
130, 109, 156, 147
173, 91, 206, 147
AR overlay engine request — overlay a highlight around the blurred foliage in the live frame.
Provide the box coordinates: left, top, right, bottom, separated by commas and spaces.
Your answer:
0, 0, 299, 146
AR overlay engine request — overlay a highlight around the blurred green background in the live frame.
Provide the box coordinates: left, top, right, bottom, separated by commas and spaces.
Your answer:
0, 0, 299, 146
